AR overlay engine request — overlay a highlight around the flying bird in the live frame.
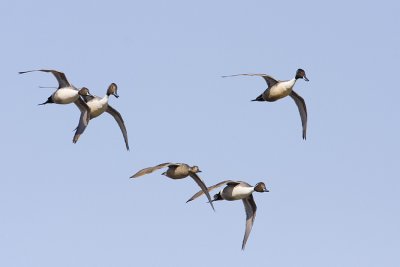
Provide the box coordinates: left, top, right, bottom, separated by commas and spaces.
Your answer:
131, 163, 215, 211
73, 83, 129, 151
187, 180, 269, 250
222, 68, 309, 139
19, 69, 91, 139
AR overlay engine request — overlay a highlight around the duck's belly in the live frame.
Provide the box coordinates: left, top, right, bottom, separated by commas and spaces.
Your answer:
88, 101, 108, 118
222, 187, 253, 201
166, 166, 188, 179
265, 84, 292, 101
52, 88, 78, 104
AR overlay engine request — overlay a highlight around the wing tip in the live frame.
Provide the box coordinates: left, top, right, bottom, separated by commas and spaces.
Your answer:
72, 134, 80, 144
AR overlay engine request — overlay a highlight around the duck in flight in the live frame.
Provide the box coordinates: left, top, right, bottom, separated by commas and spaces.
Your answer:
187, 180, 269, 250
72, 83, 129, 151
222, 69, 309, 139
19, 69, 91, 139
130, 163, 215, 211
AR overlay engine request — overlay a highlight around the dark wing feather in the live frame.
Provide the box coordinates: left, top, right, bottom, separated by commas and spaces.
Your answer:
130, 163, 172, 178
261, 75, 279, 88
186, 180, 234, 203
81, 94, 96, 102
72, 97, 91, 143
289, 90, 308, 140
241, 194, 257, 250
189, 173, 215, 211
226, 181, 241, 187
106, 105, 130, 150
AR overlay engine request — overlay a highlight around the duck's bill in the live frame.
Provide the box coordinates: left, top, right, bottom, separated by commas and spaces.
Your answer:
304, 76, 309, 81
114, 93, 120, 98
265, 189, 270, 192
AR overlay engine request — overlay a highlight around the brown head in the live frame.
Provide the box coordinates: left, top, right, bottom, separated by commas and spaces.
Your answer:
190, 165, 202, 173
107, 83, 119, 98
295, 69, 309, 81
78, 87, 91, 96
254, 182, 269, 193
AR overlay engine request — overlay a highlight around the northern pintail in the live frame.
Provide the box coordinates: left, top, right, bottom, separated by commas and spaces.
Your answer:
130, 163, 215, 211
72, 83, 130, 151
19, 69, 91, 136
222, 69, 309, 139
187, 180, 269, 250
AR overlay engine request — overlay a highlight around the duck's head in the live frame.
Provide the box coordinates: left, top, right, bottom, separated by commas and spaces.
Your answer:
78, 87, 91, 96
295, 69, 309, 81
254, 182, 269, 193
190, 165, 202, 173
107, 83, 119, 98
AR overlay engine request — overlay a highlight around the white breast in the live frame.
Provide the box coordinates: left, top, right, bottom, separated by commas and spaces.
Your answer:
268, 79, 296, 100
52, 87, 79, 104
87, 96, 109, 118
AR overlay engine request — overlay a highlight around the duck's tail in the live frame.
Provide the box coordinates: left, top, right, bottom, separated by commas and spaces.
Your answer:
38, 96, 54, 105
251, 94, 265, 102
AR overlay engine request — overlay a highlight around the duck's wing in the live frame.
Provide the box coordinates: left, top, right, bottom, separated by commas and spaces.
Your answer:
186, 180, 234, 203
106, 105, 130, 150
189, 173, 215, 211
72, 98, 91, 143
226, 181, 242, 187
130, 163, 173, 178
19, 69, 71, 89
81, 94, 96, 103
289, 90, 308, 140
241, 194, 257, 250
222, 73, 279, 88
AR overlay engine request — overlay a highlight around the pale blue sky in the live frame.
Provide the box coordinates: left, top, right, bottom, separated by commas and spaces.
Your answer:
1, 0, 399, 266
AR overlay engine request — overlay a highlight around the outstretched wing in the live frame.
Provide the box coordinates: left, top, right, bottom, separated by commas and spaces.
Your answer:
130, 163, 173, 178
106, 105, 130, 150
189, 173, 215, 211
241, 194, 257, 250
289, 90, 308, 140
72, 98, 91, 143
186, 180, 234, 203
222, 73, 279, 88
19, 69, 71, 89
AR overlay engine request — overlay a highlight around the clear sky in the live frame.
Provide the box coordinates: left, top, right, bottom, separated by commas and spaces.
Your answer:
1, 0, 399, 266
